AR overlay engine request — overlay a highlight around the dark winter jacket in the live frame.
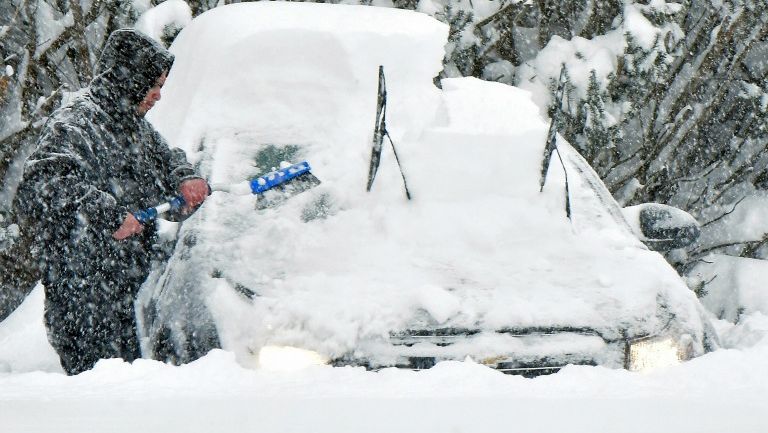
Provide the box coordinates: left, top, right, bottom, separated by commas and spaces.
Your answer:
14, 29, 197, 283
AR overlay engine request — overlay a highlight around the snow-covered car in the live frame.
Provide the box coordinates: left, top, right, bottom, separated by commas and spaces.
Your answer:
139, 2, 718, 375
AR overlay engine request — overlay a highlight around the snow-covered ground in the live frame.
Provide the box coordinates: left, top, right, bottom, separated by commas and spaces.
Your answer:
2, 2, 768, 432
0, 288, 767, 433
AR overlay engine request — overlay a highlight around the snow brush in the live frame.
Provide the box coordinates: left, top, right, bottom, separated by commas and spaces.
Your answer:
133, 161, 321, 224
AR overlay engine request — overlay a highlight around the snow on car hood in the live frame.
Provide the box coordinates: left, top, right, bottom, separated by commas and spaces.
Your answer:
147, 2, 708, 362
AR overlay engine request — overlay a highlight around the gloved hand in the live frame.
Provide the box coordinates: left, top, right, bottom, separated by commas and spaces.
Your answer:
113, 213, 144, 240
179, 178, 210, 214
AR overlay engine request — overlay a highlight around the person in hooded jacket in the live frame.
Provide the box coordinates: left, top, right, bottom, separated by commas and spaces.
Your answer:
13, 29, 210, 375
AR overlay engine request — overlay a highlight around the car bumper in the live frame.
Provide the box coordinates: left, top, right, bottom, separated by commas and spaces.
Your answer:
331, 327, 628, 377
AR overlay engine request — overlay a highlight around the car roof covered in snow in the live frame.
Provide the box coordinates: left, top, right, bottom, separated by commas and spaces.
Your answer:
148, 2, 708, 361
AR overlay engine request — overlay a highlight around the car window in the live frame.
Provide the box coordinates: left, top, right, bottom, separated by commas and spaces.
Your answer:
555, 137, 637, 240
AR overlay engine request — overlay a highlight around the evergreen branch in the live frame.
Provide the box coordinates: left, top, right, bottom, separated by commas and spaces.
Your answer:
474, 0, 524, 29
644, 16, 768, 186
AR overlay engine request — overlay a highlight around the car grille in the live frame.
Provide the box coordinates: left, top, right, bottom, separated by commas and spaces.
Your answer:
385, 327, 608, 377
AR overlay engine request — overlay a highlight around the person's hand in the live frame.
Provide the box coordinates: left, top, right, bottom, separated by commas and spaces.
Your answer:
113, 213, 144, 240
179, 178, 210, 213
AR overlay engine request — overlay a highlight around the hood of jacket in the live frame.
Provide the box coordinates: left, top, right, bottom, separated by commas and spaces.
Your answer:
90, 28, 174, 118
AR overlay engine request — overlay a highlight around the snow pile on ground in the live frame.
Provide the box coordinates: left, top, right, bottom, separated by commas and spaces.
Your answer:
689, 192, 768, 317
0, 285, 61, 374
0, 288, 767, 432
717, 312, 768, 349
690, 254, 768, 322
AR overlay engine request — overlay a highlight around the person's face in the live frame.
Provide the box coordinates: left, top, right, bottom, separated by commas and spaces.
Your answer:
137, 70, 167, 116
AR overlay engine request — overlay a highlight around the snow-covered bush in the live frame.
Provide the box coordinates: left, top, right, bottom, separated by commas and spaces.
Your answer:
515, 0, 768, 312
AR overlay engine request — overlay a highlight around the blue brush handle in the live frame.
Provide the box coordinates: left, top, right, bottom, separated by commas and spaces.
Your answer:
133, 195, 186, 224
133, 161, 313, 224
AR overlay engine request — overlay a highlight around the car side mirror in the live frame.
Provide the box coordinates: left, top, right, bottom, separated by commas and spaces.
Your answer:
622, 203, 700, 251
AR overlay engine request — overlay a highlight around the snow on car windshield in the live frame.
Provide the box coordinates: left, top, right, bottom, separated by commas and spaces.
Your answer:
147, 2, 706, 363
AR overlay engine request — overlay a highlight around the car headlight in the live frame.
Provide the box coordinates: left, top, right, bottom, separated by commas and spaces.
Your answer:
627, 336, 685, 372
258, 346, 329, 371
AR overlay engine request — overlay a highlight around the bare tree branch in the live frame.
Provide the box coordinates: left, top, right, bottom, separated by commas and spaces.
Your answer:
701, 196, 747, 228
